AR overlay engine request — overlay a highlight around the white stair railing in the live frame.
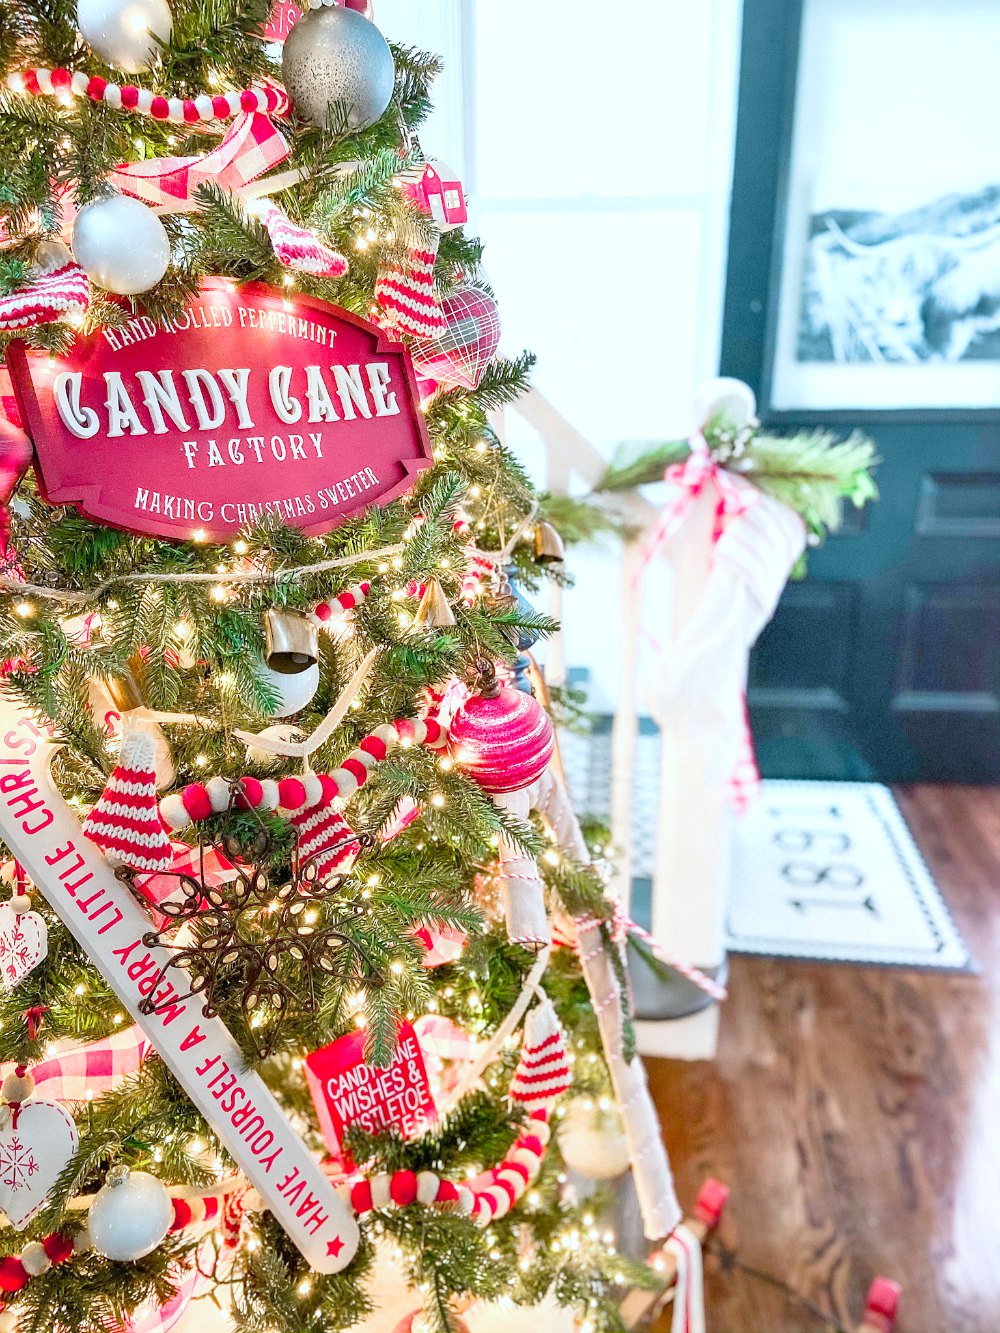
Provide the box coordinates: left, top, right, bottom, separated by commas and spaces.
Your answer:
498, 389, 724, 1061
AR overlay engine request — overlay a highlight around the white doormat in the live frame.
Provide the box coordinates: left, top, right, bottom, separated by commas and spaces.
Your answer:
727, 780, 972, 969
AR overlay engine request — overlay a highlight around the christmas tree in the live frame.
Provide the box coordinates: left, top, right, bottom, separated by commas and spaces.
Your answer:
0, 5, 689, 1332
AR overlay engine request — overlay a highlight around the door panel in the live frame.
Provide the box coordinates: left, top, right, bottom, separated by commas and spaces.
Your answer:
725, 0, 1000, 781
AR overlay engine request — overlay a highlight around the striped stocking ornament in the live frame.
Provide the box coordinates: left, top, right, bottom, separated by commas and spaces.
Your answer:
375, 235, 447, 340
82, 724, 173, 872
0, 240, 89, 331
508, 999, 571, 1112
289, 795, 361, 881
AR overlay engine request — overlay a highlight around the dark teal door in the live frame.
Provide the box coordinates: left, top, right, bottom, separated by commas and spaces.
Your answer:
722, 0, 1000, 782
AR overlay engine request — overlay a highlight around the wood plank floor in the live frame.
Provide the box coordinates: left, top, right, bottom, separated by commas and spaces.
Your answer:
647, 785, 1000, 1333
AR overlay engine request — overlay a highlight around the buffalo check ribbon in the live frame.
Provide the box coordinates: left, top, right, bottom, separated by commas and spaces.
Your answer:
0, 1023, 151, 1100
109, 112, 290, 211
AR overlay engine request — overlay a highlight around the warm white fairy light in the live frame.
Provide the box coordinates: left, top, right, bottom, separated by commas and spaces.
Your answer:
14, 601, 33, 618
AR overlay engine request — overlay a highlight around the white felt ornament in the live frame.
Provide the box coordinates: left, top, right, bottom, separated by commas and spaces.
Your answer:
256, 660, 320, 718
0, 902, 47, 991
72, 195, 170, 296
0, 1099, 79, 1230
76, 0, 173, 73
87, 1167, 173, 1261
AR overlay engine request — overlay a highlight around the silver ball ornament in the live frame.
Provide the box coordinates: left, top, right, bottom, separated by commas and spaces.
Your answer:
256, 660, 320, 718
76, 0, 173, 73
87, 1168, 173, 1261
72, 195, 170, 296
282, 6, 395, 131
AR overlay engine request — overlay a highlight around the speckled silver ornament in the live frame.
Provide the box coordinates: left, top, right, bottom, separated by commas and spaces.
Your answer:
281, 5, 395, 132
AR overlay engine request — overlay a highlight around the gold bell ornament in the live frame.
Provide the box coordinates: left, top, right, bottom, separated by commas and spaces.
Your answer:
264, 608, 320, 673
533, 520, 565, 565
411, 578, 456, 630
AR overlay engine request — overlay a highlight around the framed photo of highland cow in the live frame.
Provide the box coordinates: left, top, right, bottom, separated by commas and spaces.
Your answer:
766, 0, 1000, 414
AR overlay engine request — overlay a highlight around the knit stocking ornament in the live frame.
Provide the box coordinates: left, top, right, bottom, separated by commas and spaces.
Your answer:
255, 202, 348, 279
289, 795, 361, 881
375, 234, 447, 340
0, 240, 89, 331
82, 724, 173, 872
508, 999, 571, 1112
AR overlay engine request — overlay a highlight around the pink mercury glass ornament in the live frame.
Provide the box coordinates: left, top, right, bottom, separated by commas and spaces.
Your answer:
450, 661, 554, 794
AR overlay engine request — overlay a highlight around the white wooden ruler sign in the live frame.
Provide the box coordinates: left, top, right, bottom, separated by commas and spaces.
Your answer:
0, 696, 359, 1273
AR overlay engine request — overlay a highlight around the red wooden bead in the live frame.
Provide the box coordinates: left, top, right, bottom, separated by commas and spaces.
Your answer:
0, 1259, 27, 1293
235, 777, 263, 810
86, 75, 107, 100
477, 1191, 498, 1216
342, 757, 368, 787
435, 1179, 459, 1204
423, 718, 442, 746
212, 95, 231, 119
149, 96, 170, 119
359, 736, 387, 761
43, 1233, 74, 1265
240, 90, 257, 112
517, 1135, 543, 1158
23, 70, 40, 95
181, 783, 213, 822
394, 718, 416, 743
350, 1179, 373, 1213
318, 773, 339, 804
277, 778, 307, 810
50, 68, 71, 89
121, 85, 139, 108
183, 100, 200, 123
390, 1170, 418, 1206
314, 602, 332, 622
502, 1159, 530, 1185
492, 1176, 517, 1207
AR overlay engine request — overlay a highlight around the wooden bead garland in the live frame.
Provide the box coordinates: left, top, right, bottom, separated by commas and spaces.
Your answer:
346, 1108, 551, 1227
158, 716, 448, 832
5, 69, 291, 124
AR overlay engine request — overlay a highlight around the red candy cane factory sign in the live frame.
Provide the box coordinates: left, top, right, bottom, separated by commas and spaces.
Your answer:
6, 280, 432, 543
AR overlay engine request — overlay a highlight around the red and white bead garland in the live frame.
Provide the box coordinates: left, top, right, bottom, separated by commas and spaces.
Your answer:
158, 715, 448, 832
5, 68, 291, 125
345, 1108, 551, 1227
313, 580, 371, 625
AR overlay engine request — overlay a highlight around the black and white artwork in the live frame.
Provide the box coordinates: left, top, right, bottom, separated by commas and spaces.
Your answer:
769, 0, 1000, 411
798, 187, 1000, 367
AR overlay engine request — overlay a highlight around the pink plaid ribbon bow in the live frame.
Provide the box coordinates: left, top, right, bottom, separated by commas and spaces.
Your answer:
644, 431, 762, 813
110, 112, 289, 210
648, 430, 756, 551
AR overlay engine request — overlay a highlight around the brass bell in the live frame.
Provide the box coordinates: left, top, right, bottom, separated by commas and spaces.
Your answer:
533, 520, 565, 564
103, 669, 145, 713
265, 608, 319, 674
412, 578, 457, 630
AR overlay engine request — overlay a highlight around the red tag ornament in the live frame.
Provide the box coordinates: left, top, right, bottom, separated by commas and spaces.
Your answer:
305, 1022, 436, 1156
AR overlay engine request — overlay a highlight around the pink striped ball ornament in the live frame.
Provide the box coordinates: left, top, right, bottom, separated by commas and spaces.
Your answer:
450, 678, 554, 794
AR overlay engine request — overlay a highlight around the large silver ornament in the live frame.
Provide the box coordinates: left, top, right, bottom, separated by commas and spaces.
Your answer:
281, 6, 395, 132
76, 0, 173, 73
72, 195, 170, 296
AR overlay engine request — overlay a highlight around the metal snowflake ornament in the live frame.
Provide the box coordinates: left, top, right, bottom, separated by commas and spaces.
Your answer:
116, 783, 381, 1056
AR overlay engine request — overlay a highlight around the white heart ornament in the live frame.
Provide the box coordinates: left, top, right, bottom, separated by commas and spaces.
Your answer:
0, 904, 47, 990
0, 1099, 78, 1230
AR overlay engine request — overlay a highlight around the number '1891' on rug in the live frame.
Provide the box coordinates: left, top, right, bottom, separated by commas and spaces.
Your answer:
727, 780, 972, 970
